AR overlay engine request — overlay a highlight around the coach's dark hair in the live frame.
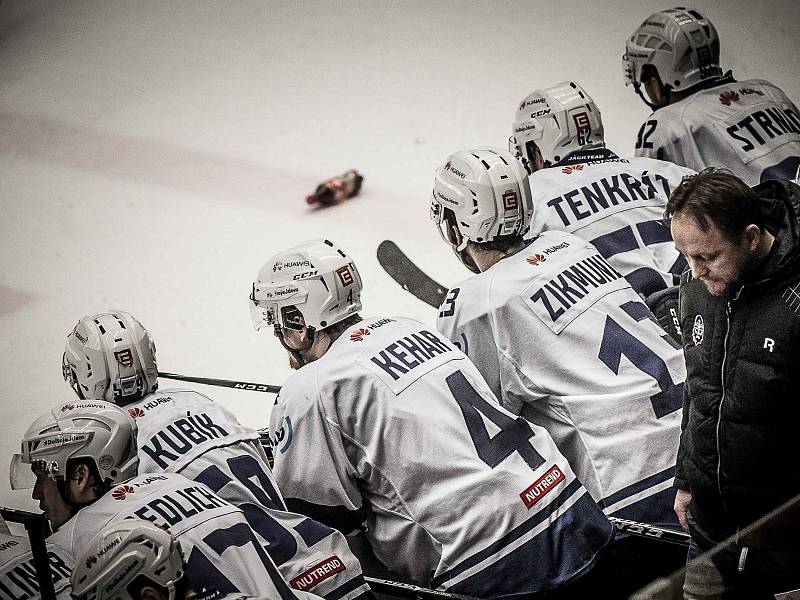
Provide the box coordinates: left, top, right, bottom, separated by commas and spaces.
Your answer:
664, 168, 764, 240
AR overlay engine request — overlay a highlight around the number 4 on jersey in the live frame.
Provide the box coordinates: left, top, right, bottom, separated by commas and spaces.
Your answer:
446, 370, 545, 471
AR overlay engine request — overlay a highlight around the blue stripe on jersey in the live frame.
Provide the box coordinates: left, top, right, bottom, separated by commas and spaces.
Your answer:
294, 517, 335, 547
608, 485, 681, 531
591, 226, 638, 258
324, 574, 372, 600
601, 465, 675, 508
441, 491, 613, 597
625, 267, 667, 296
637, 220, 673, 245
430, 479, 608, 589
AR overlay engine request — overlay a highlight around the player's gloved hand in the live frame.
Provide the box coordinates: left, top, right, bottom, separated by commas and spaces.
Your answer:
674, 488, 692, 534
645, 286, 682, 343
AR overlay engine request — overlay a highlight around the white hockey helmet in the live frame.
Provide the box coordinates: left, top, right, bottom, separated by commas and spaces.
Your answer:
510, 81, 604, 172
623, 7, 722, 94
63, 311, 158, 405
10, 400, 138, 490
71, 519, 185, 600
431, 147, 533, 256
250, 239, 363, 333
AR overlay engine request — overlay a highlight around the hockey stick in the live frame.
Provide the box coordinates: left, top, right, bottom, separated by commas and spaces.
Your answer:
1, 507, 56, 600
365, 577, 477, 600
377, 240, 448, 308
157, 372, 280, 394
609, 516, 690, 547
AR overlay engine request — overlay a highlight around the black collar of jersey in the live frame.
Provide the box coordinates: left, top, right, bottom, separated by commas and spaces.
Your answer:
553, 148, 619, 167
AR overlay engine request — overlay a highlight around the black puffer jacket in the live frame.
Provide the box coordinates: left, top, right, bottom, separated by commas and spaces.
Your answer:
676, 179, 800, 537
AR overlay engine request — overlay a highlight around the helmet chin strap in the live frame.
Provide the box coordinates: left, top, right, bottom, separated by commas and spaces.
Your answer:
274, 324, 316, 368
634, 81, 667, 112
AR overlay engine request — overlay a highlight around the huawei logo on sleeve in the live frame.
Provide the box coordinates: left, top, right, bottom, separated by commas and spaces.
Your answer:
350, 328, 370, 342
561, 164, 584, 174
719, 91, 740, 106
128, 407, 145, 419
526, 254, 546, 266
112, 485, 135, 500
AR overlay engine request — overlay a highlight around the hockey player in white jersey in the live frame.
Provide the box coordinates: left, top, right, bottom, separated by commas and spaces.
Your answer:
511, 81, 695, 338
0, 529, 73, 600
430, 147, 685, 533
70, 518, 323, 600
623, 7, 800, 186
9, 401, 329, 598
62, 312, 372, 600
250, 239, 613, 598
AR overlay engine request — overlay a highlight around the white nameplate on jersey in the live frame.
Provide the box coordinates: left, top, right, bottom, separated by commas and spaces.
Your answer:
522, 247, 628, 334
360, 329, 462, 394
714, 99, 800, 164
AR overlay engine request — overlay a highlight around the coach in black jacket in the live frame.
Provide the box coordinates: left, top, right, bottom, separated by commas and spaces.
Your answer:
666, 168, 800, 598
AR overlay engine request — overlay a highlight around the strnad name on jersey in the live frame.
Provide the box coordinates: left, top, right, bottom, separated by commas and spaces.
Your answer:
140, 413, 230, 469
525, 253, 626, 333
546, 172, 670, 226
725, 105, 800, 153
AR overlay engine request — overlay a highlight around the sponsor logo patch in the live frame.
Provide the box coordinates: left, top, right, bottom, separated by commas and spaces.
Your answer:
502, 190, 519, 210
572, 111, 590, 130
336, 265, 354, 287
114, 349, 134, 367
561, 164, 585, 174
350, 328, 370, 342
112, 485, 135, 500
520, 465, 565, 508
61, 404, 75, 412
526, 253, 546, 266
128, 407, 145, 418
290, 556, 345, 591
692, 314, 704, 346
719, 90, 740, 106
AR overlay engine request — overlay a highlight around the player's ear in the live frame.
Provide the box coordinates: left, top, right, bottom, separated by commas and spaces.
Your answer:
139, 585, 165, 600
743, 223, 762, 251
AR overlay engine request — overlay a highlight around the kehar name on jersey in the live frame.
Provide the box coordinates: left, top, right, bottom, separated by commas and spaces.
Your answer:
529, 254, 623, 323
141, 413, 230, 469
370, 330, 453, 381
546, 172, 671, 226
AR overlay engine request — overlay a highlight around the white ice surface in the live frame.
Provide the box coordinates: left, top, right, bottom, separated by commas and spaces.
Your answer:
1, 0, 798, 512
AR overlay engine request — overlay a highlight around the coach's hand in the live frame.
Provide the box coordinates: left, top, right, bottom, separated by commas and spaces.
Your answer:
674, 488, 692, 533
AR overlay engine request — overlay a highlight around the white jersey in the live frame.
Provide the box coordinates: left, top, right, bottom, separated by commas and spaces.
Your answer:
634, 77, 800, 186
269, 317, 612, 598
436, 231, 685, 530
126, 389, 371, 600
49, 473, 321, 599
526, 148, 695, 298
0, 534, 73, 600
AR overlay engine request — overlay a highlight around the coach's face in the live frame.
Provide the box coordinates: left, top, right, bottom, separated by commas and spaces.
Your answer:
671, 212, 756, 297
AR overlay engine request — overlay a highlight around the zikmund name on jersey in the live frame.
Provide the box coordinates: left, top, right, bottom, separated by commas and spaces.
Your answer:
530, 254, 623, 323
